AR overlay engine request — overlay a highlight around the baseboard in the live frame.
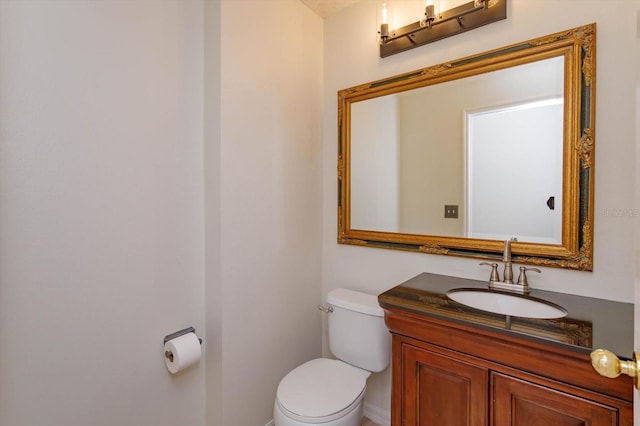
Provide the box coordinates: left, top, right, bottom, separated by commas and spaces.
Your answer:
364, 402, 390, 426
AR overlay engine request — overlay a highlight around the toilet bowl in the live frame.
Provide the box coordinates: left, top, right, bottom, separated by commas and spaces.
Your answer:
274, 358, 371, 426
273, 289, 391, 426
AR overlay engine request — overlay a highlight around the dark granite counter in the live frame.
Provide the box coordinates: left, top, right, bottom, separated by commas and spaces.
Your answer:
378, 273, 634, 359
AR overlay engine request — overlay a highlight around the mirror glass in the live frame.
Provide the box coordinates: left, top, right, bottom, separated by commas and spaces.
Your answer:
351, 57, 564, 243
338, 24, 595, 270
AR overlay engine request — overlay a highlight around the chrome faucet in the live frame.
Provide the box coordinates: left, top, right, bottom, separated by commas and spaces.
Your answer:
480, 237, 540, 294
502, 237, 517, 284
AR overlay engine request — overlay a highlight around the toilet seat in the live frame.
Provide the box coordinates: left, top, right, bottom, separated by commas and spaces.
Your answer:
276, 358, 368, 424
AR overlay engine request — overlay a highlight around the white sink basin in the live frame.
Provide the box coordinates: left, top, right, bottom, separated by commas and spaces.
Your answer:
446, 288, 567, 319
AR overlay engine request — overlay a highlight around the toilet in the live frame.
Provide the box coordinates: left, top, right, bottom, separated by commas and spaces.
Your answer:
274, 288, 391, 426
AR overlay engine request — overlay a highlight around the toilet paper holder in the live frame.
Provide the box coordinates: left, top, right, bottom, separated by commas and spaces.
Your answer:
164, 327, 202, 363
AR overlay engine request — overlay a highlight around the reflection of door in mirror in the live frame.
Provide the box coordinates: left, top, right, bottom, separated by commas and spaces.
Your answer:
466, 98, 564, 244
350, 55, 565, 243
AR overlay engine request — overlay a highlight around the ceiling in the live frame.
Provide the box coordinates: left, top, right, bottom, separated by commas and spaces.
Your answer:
299, 0, 361, 18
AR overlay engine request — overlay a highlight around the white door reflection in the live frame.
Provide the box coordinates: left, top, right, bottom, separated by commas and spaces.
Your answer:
466, 98, 564, 243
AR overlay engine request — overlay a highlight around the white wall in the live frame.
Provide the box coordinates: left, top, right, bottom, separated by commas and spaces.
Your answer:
216, 1, 324, 425
0, 1, 205, 424
0, 1, 324, 425
205, 1, 223, 425
323, 1, 639, 423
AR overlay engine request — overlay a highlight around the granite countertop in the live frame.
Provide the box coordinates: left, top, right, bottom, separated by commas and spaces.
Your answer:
378, 273, 634, 359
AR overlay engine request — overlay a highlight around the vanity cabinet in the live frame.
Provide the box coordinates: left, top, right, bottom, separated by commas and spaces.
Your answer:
385, 307, 633, 426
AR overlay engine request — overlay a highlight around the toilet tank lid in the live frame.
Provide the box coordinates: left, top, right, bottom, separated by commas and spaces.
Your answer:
327, 288, 384, 317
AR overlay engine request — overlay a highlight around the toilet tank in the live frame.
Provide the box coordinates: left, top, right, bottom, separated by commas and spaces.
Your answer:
326, 288, 391, 373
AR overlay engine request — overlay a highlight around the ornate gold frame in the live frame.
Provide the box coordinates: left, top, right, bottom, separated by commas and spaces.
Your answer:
338, 24, 596, 270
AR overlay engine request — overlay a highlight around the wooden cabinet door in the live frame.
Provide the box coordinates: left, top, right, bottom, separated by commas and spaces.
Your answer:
402, 343, 489, 426
491, 372, 620, 426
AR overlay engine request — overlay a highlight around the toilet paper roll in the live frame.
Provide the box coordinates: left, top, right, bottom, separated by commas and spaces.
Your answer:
164, 332, 202, 374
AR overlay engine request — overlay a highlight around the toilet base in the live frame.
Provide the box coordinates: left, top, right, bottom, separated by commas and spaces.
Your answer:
273, 399, 364, 426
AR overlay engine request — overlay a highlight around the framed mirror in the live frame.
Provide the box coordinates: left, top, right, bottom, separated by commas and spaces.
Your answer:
337, 24, 595, 270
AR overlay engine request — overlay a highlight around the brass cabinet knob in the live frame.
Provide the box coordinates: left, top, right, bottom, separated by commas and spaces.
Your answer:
590, 349, 640, 389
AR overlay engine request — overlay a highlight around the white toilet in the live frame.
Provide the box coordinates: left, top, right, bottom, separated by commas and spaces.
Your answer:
274, 288, 391, 426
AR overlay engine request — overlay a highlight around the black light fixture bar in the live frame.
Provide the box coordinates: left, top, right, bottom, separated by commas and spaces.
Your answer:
380, 0, 507, 58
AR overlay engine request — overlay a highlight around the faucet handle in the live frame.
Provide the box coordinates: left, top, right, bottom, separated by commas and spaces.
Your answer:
480, 262, 500, 284
517, 266, 541, 287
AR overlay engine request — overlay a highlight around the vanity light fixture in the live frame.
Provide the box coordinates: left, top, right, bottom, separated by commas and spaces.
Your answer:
379, 0, 507, 58
380, 3, 390, 44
